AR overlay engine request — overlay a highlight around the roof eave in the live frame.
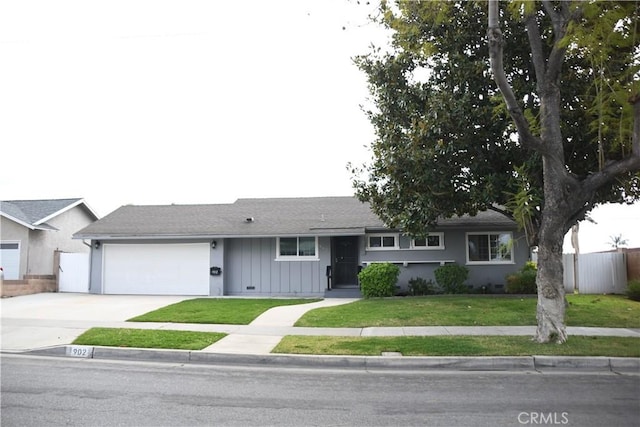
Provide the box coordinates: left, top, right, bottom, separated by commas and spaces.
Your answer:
35, 198, 99, 225
1, 212, 36, 230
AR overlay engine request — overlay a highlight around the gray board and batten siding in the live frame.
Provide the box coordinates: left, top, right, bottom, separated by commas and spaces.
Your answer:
75, 197, 527, 296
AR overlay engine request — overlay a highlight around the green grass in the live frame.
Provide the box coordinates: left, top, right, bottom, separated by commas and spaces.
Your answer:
273, 335, 640, 357
73, 328, 226, 350
128, 298, 321, 325
294, 295, 640, 328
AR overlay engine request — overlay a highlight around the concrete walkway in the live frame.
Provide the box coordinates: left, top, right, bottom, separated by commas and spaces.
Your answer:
199, 298, 359, 355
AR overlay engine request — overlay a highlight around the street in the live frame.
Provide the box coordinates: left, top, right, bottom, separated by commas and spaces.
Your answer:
1, 354, 638, 427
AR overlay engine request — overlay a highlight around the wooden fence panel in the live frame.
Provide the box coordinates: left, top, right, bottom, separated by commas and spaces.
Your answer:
626, 251, 640, 281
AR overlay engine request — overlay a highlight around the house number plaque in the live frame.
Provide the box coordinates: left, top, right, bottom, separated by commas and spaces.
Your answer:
66, 345, 94, 358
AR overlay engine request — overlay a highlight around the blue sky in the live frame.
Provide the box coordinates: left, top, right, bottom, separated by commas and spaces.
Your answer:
1, 0, 637, 253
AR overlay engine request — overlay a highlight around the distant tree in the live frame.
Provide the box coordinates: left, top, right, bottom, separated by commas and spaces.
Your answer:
353, 1, 640, 343
609, 234, 629, 249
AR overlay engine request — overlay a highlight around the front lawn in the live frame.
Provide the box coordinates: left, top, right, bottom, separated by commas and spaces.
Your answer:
73, 328, 227, 350
294, 295, 640, 328
128, 298, 321, 325
273, 335, 640, 357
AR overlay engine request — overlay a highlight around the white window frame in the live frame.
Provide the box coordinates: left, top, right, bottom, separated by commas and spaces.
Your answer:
276, 236, 319, 261
410, 232, 445, 250
466, 232, 514, 264
366, 233, 399, 251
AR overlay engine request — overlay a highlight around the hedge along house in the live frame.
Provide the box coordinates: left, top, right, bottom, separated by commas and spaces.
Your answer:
73, 197, 529, 297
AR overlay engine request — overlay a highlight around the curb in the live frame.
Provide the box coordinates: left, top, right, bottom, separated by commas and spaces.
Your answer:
18, 346, 640, 373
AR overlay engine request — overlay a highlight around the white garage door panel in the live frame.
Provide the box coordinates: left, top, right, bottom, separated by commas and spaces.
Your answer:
1, 242, 20, 280
103, 243, 209, 295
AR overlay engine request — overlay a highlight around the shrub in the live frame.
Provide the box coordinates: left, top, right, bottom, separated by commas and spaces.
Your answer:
358, 263, 400, 298
506, 263, 538, 294
408, 277, 439, 296
627, 280, 640, 302
434, 264, 469, 294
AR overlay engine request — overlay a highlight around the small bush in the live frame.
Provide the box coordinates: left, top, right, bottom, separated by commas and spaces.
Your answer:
434, 264, 469, 294
506, 263, 537, 294
358, 263, 400, 298
408, 277, 439, 296
627, 280, 640, 302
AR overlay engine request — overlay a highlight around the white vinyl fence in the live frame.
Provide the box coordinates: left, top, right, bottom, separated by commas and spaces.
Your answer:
563, 252, 627, 294
59, 253, 90, 293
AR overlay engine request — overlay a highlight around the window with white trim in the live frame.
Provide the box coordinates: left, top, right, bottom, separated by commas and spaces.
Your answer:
366, 234, 398, 250
467, 232, 513, 263
276, 237, 318, 260
411, 232, 444, 250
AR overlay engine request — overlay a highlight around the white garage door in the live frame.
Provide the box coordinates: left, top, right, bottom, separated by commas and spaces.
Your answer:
103, 243, 210, 295
1, 242, 20, 280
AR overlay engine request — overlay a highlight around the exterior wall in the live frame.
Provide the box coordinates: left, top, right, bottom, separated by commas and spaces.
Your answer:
0, 216, 29, 279
0, 276, 57, 297
85, 228, 528, 296
360, 228, 529, 293
27, 206, 94, 276
224, 237, 330, 296
210, 239, 224, 296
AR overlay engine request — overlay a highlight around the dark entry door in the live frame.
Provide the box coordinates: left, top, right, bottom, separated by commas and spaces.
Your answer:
333, 236, 359, 286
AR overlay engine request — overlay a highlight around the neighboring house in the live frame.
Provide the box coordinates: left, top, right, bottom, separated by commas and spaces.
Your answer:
0, 198, 99, 280
74, 197, 529, 297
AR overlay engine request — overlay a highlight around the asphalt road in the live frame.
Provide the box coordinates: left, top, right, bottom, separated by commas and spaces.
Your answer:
1, 354, 638, 427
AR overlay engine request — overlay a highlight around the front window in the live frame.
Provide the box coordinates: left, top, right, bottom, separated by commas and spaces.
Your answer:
367, 234, 398, 250
412, 232, 444, 250
467, 232, 513, 263
277, 237, 318, 260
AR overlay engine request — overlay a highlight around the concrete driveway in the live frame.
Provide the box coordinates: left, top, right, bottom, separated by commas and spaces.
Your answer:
0, 293, 192, 352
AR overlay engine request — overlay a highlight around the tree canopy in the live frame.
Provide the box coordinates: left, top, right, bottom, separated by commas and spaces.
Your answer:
352, 0, 639, 244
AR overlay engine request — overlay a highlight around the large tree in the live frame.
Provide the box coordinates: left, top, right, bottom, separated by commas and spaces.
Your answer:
352, 0, 640, 343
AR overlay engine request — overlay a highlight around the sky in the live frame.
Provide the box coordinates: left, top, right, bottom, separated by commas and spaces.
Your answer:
1, 0, 638, 254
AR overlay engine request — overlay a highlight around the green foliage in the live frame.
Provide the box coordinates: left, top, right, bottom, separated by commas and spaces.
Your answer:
627, 280, 640, 302
434, 264, 469, 294
352, 0, 539, 235
274, 335, 640, 358
562, 1, 639, 161
128, 298, 321, 325
408, 277, 439, 296
358, 263, 401, 298
73, 328, 226, 350
522, 261, 537, 272
295, 294, 639, 328
351, 0, 640, 241
506, 262, 538, 294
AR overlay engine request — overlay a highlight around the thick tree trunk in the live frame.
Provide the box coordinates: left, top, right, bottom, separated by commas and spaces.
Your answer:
535, 61, 570, 343
535, 208, 568, 343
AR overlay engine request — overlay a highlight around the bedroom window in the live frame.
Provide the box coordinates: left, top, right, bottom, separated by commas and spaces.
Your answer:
366, 234, 398, 250
467, 232, 513, 264
412, 233, 444, 250
277, 237, 318, 260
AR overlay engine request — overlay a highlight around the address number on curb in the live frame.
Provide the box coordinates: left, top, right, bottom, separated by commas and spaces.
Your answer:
66, 345, 94, 358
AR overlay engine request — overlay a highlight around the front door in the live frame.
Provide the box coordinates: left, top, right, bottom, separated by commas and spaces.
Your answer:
332, 236, 359, 287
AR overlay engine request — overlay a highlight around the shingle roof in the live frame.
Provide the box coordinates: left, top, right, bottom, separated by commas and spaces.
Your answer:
73, 197, 516, 239
0, 198, 98, 230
